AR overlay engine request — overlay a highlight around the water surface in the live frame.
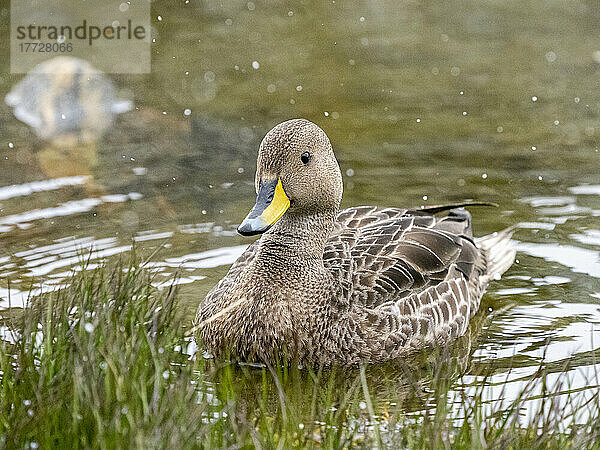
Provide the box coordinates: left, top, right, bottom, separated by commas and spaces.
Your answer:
0, 0, 599, 425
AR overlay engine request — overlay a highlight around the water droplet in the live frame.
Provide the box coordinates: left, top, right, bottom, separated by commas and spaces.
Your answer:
422, 195, 428, 200
247, 1, 255, 11
416, 118, 421, 123
296, 85, 303, 92
553, 120, 559, 125
496, 126, 503, 133
482, 173, 488, 179
545, 51, 557, 62
157, 15, 162, 21
84, 322, 94, 333
531, 96, 537, 102
359, 16, 365, 22
359, 401, 367, 410
538, 175, 543, 181
531, 146, 536, 151
252, 61, 260, 69
574, 97, 580, 103
8, 142, 14, 148
288, 11, 294, 17
324, 111, 329, 116
184, 108, 192, 116
162, 370, 170, 379
267, 84, 276, 93
346, 168, 354, 177
462, 111, 467, 116
238, 167, 244, 173
459, 91, 464, 95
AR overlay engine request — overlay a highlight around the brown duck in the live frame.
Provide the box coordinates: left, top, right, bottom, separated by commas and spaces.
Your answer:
195, 119, 515, 365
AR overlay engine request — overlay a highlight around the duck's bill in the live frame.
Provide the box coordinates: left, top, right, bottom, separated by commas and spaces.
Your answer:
237, 178, 290, 236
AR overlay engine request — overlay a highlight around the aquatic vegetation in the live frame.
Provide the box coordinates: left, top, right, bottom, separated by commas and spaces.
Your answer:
0, 261, 598, 448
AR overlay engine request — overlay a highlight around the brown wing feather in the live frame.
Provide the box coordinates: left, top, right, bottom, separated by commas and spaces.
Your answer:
324, 206, 482, 309
325, 206, 488, 360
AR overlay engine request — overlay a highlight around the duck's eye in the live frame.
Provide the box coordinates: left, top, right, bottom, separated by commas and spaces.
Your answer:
301, 152, 311, 165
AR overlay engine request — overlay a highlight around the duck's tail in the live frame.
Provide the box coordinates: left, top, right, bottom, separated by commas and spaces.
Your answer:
475, 226, 516, 282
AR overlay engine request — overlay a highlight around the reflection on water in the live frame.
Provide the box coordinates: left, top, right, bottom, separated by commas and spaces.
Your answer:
517, 242, 600, 278
4, 57, 134, 196
0, 190, 142, 233
5, 56, 131, 143
1, 0, 599, 428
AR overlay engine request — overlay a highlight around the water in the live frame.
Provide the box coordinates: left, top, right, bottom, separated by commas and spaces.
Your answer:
1, 0, 599, 427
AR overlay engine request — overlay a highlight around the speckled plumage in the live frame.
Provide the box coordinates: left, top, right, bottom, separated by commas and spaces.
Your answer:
195, 119, 515, 365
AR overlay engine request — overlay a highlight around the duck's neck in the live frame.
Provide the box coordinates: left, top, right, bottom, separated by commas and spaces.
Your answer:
257, 209, 337, 262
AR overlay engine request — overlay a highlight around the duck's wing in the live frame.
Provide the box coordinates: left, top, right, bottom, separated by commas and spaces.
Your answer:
323, 205, 496, 358
324, 206, 484, 310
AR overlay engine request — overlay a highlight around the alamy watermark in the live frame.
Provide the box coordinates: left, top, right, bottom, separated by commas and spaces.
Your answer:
11, 0, 151, 73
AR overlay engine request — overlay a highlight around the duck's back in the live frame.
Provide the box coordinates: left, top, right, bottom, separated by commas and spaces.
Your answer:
322, 205, 515, 361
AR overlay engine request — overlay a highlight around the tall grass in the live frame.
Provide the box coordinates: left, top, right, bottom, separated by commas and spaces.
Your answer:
0, 260, 598, 449
0, 262, 205, 448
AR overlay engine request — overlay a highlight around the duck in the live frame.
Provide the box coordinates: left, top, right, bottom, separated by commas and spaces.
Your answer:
194, 118, 515, 365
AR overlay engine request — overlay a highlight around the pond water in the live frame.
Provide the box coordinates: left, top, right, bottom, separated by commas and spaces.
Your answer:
1, 0, 599, 428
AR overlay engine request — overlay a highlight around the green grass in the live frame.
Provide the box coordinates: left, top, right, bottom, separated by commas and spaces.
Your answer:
0, 259, 599, 449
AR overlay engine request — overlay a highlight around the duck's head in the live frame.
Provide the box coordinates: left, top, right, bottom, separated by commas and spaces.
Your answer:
238, 119, 343, 236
